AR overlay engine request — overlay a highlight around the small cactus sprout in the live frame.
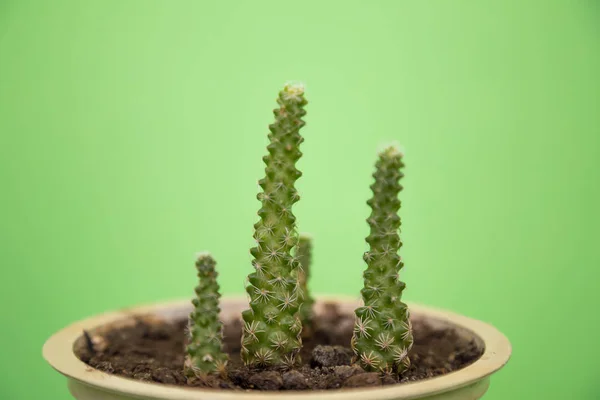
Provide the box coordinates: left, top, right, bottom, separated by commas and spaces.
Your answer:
241, 82, 307, 367
296, 234, 315, 332
184, 253, 228, 378
351, 145, 414, 374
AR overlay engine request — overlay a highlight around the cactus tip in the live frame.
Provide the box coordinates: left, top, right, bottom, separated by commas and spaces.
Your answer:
377, 141, 404, 157
283, 81, 305, 99
195, 251, 212, 260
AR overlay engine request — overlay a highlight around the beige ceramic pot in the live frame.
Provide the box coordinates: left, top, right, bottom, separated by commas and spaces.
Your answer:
43, 296, 510, 400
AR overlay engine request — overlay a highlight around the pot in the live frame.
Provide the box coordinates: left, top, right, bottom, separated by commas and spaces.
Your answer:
43, 296, 510, 400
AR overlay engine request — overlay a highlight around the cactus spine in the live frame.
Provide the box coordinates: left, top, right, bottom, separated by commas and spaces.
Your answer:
296, 234, 315, 331
351, 146, 413, 374
184, 253, 228, 377
241, 82, 307, 367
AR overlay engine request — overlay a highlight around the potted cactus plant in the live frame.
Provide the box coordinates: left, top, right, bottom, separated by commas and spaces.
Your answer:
43, 82, 511, 400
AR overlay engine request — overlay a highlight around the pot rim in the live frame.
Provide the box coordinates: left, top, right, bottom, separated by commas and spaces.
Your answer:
43, 295, 511, 400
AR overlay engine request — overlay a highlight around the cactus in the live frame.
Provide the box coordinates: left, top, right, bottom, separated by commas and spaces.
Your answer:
351, 145, 414, 374
240, 82, 307, 367
296, 234, 315, 332
184, 253, 228, 378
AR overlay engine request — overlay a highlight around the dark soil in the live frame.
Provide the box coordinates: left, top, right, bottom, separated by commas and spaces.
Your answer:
77, 304, 483, 391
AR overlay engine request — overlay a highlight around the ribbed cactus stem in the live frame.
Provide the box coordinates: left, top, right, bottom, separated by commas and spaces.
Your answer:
296, 234, 315, 331
184, 253, 228, 377
351, 146, 414, 374
241, 82, 307, 367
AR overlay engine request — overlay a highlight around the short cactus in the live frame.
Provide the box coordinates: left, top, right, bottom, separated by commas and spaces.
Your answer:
184, 253, 228, 378
351, 146, 414, 374
296, 234, 315, 332
240, 82, 308, 367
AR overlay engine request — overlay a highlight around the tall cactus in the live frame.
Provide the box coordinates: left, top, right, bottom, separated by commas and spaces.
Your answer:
184, 253, 228, 378
241, 82, 307, 367
351, 146, 413, 374
296, 234, 315, 332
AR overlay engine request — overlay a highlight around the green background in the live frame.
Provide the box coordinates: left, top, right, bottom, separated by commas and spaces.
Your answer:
1, 1, 598, 398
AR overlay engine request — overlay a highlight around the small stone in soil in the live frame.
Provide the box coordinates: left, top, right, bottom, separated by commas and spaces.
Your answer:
382, 374, 399, 385
343, 372, 382, 388
95, 361, 114, 373
311, 345, 353, 367
133, 372, 152, 381
312, 371, 343, 390
282, 370, 309, 390
248, 371, 283, 391
333, 364, 365, 380
151, 368, 177, 385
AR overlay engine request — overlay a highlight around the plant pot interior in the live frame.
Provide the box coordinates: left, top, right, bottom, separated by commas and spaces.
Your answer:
73, 299, 484, 392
